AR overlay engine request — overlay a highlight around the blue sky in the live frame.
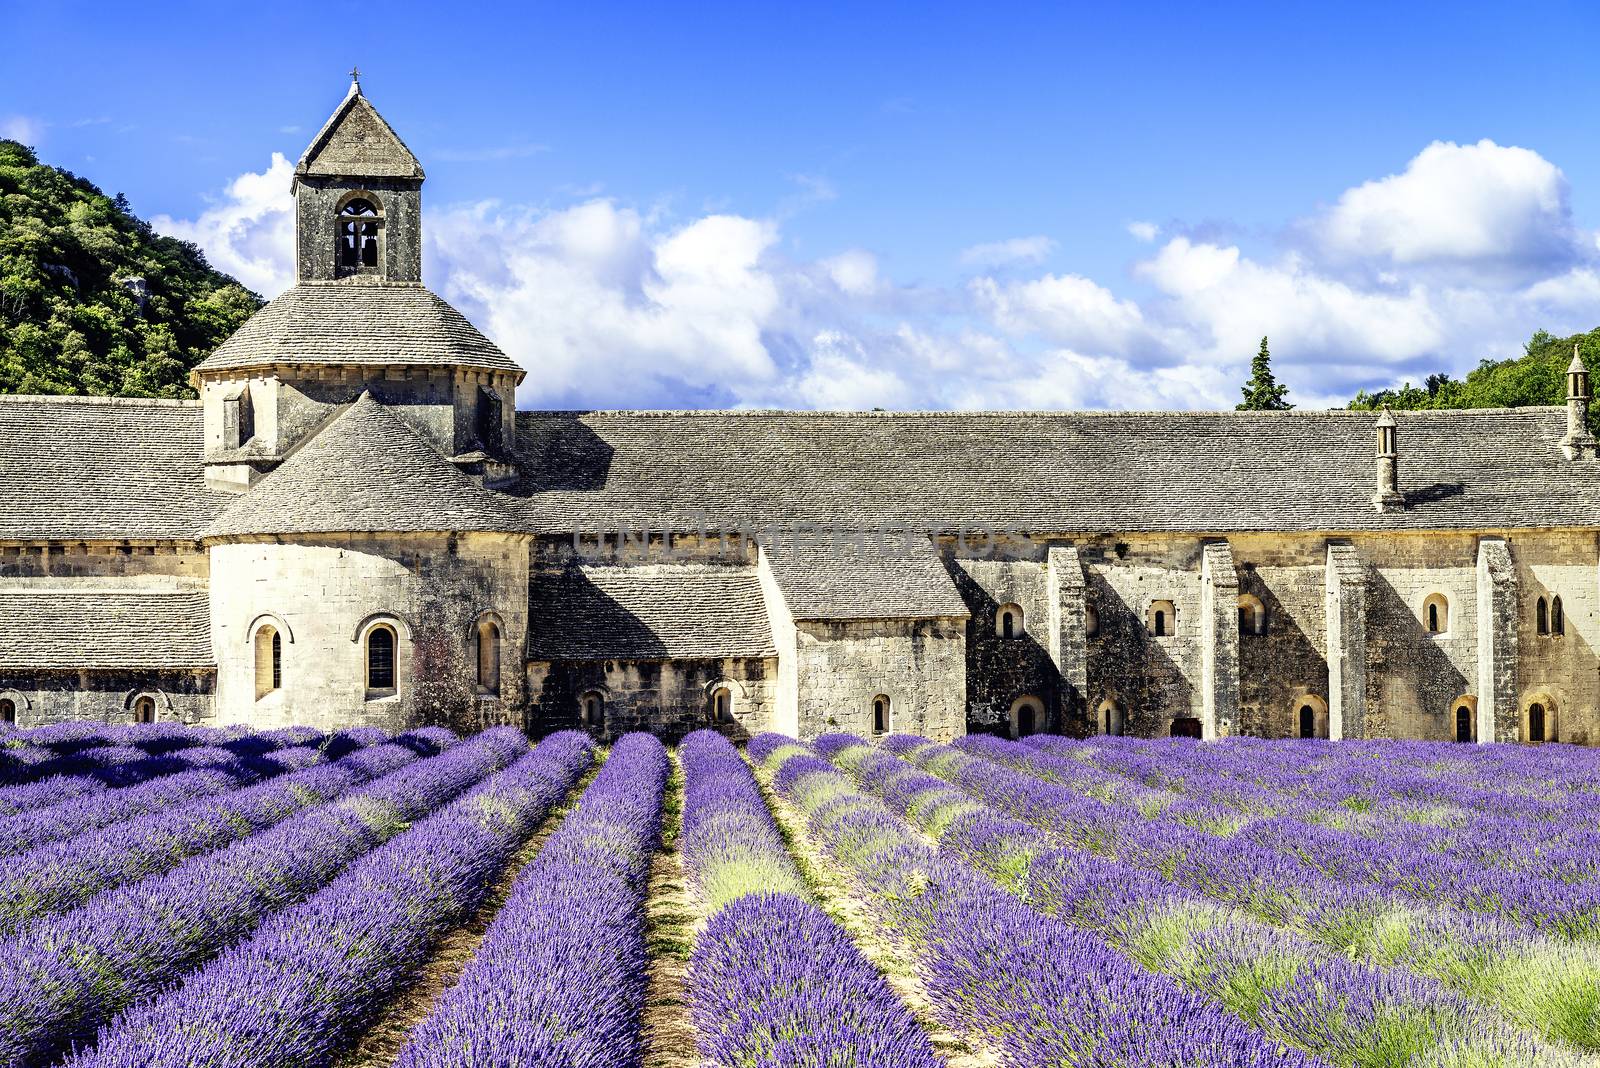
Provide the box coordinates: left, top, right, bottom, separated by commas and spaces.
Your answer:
8, 1, 1600, 410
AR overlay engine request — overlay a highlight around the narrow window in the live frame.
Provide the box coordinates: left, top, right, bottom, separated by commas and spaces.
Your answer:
0, 698, 14, 724
135, 696, 156, 724
1537, 597, 1549, 635
1085, 606, 1099, 637
580, 692, 603, 728
1422, 594, 1449, 635
1299, 704, 1314, 739
1553, 596, 1565, 636
1155, 610, 1167, 636
1149, 600, 1176, 637
475, 386, 503, 450
476, 620, 500, 695
367, 625, 397, 691
337, 198, 381, 271
712, 687, 731, 723
1002, 611, 1015, 639
1529, 703, 1546, 743
872, 695, 891, 736
1456, 705, 1472, 743
255, 625, 281, 700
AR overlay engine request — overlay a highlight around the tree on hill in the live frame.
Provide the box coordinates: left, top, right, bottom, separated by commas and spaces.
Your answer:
0, 139, 262, 398
1348, 327, 1600, 433
1236, 336, 1294, 410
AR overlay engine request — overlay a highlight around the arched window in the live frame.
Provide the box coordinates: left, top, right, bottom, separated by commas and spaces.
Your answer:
1552, 596, 1565, 636
1098, 699, 1125, 737
475, 619, 500, 695
0, 698, 14, 724
711, 687, 732, 724
134, 696, 156, 724
366, 625, 397, 692
871, 695, 891, 736
1010, 696, 1042, 739
1529, 702, 1546, 743
254, 625, 281, 700
1237, 595, 1266, 636
1537, 597, 1549, 635
995, 604, 1024, 640
579, 691, 603, 729
337, 197, 381, 271
1149, 600, 1176, 637
1085, 605, 1099, 638
1299, 704, 1315, 739
1422, 594, 1449, 635
1454, 702, 1474, 743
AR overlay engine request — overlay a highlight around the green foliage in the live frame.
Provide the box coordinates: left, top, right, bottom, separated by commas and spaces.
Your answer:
1349, 326, 1600, 433
1237, 336, 1294, 411
0, 139, 262, 398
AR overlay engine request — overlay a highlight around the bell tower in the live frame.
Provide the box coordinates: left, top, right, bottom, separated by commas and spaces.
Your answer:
292, 71, 425, 284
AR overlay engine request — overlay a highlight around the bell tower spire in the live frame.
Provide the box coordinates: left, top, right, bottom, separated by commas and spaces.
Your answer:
290, 76, 425, 284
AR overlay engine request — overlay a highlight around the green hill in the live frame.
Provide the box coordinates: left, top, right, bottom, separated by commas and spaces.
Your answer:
1349, 327, 1600, 429
0, 139, 262, 398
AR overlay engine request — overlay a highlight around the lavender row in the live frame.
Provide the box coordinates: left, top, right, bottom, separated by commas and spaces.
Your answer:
0, 716, 393, 856
70, 732, 595, 1068
1033, 735, 1600, 876
0, 722, 264, 786
870, 734, 1587, 1064
0, 726, 325, 819
978, 733, 1600, 942
753, 733, 1319, 1068
0, 730, 450, 937
393, 732, 668, 1068
0, 726, 527, 1068
676, 730, 939, 1068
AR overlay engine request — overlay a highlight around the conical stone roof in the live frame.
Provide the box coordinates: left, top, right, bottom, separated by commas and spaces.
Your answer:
191, 282, 523, 377
203, 393, 517, 538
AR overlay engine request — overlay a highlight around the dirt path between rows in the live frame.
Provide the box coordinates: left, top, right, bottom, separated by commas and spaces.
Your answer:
642, 754, 706, 1068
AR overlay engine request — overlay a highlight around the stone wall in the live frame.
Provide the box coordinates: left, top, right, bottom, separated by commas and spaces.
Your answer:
946, 549, 1059, 735
1505, 530, 1598, 744
208, 532, 529, 733
525, 656, 776, 741
1229, 535, 1331, 738
792, 617, 967, 741
0, 670, 212, 726
0, 543, 207, 581
293, 176, 422, 283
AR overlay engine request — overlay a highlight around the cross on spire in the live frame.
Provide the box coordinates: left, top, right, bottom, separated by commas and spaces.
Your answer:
349, 66, 361, 85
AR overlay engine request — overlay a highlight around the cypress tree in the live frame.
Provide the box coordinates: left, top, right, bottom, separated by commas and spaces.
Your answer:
1237, 336, 1294, 411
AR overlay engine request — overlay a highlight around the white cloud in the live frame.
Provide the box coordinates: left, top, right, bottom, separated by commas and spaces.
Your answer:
971, 272, 1153, 355
153, 153, 295, 297
959, 235, 1056, 269
1308, 139, 1582, 282
1, 116, 44, 144
1127, 220, 1159, 243
821, 249, 879, 296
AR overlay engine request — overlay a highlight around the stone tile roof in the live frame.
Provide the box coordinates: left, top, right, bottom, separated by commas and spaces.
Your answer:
192, 283, 522, 377
0, 396, 227, 541
296, 83, 424, 179
0, 586, 213, 670
527, 564, 776, 660
204, 393, 519, 538
509, 407, 1600, 533
762, 537, 971, 621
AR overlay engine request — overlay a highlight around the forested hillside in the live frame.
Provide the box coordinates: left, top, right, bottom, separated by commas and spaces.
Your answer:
0, 139, 261, 398
1349, 327, 1600, 430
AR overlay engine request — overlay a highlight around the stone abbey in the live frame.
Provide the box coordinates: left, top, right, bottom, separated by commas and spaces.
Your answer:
4, 80, 1600, 747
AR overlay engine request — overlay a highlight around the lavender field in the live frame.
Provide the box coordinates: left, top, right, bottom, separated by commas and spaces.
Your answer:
0, 721, 1596, 1067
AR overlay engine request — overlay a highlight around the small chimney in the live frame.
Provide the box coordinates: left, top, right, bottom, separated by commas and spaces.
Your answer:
1373, 407, 1404, 513
1562, 343, 1596, 460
